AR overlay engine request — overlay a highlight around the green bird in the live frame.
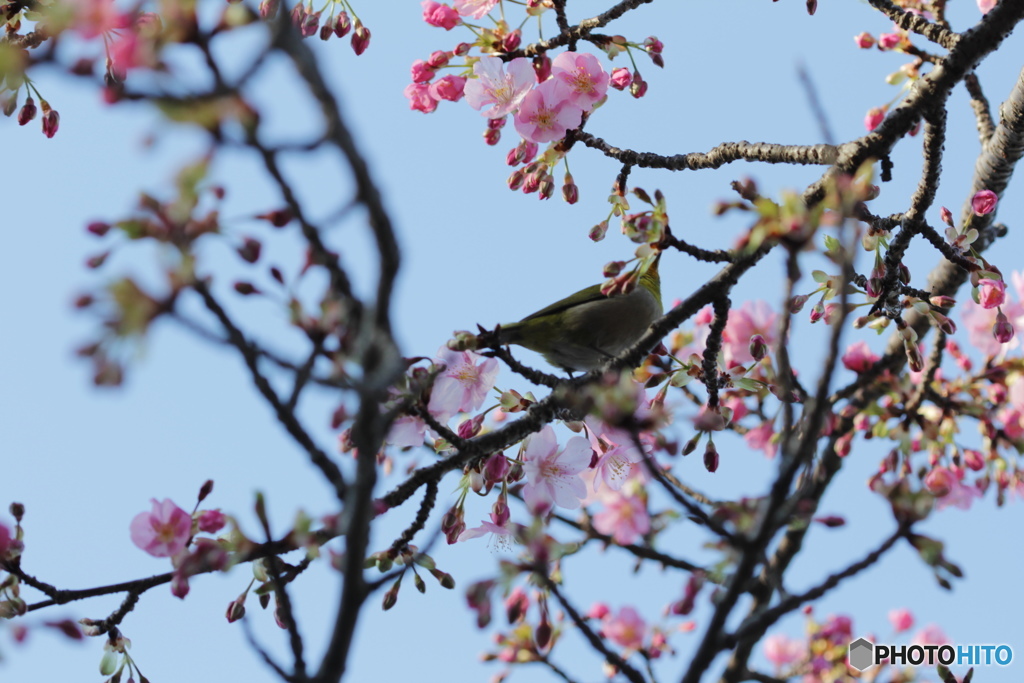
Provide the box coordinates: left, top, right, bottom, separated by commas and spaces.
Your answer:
496, 254, 662, 373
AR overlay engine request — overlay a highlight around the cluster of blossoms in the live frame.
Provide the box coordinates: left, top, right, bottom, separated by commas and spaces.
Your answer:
857, 1, 993, 132
404, 0, 663, 204
129, 484, 228, 600
763, 610, 949, 682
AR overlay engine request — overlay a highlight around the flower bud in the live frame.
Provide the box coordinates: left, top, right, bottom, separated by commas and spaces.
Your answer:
854, 32, 874, 49
226, 596, 246, 622
333, 10, 351, 37
629, 71, 647, 98
703, 440, 719, 473
749, 334, 768, 362
993, 311, 1014, 344
17, 97, 37, 126
351, 21, 371, 55
502, 29, 521, 52
561, 173, 579, 204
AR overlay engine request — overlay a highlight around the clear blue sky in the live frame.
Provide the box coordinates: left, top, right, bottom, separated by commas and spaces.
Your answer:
3, 1, 1023, 681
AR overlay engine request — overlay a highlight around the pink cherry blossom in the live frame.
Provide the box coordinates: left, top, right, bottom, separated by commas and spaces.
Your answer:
971, 189, 998, 215
841, 340, 880, 373
464, 56, 535, 119
550, 51, 610, 110
961, 303, 1005, 357
609, 67, 632, 90
386, 414, 429, 448
457, 517, 515, 550
427, 346, 499, 422
454, 0, 498, 19
977, 0, 996, 14
924, 466, 980, 510
743, 420, 778, 458
130, 498, 192, 558
513, 79, 583, 143
421, 0, 460, 29
403, 83, 439, 113
429, 75, 467, 102
72, 0, 130, 38
977, 278, 1006, 309
602, 606, 646, 650
722, 300, 777, 366
592, 493, 650, 544
521, 426, 592, 512
864, 106, 886, 131
763, 634, 804, 668
888, 608, 914, 633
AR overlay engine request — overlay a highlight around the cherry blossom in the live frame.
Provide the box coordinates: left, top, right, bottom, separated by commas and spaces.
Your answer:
453, 0, 499, 19
130, 498, 191, 558
429, 75, 467, 102
427, 346, 499, 422
888, 608, 914, 633
721, 300, 777, 366
464, 57, 535, 119
404, 83, 439, 113
763, 633, 804, 668
550, 51, 609, 110
841, 340, 880, 373
386, 414, 429, 448
602, 606, 646, 651
521, 426, 592, 512
977, 0, 997, 14
512, 79, 583, 143
592, 493, 650, 545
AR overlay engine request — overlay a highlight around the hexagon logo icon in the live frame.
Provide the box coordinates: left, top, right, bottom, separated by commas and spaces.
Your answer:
848, 637, 875, 671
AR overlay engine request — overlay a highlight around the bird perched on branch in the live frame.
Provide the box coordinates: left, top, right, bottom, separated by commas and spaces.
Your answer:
496, 252, 662, 373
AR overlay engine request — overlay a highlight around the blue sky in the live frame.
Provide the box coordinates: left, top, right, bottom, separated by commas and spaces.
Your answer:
3, 1, 1023, 681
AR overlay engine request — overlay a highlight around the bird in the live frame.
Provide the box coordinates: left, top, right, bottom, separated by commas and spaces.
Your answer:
496, 253, 662, 373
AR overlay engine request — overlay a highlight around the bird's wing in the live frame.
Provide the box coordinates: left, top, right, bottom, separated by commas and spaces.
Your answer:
515, 283, 607, 322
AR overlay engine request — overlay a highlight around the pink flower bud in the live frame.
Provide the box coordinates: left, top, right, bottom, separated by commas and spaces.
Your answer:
854, 32, 875, 48
609, 67, 632, 90
878, 32, 902, 49
226, 596, 246, 622
333, 10, 351, 37
630, 71, 648, 98
864, 106, 886, 131
421, 0, 460, 30
351, 21, 371, 55
533, 54, 551, 81
427, 50, 449, 68
589, 220, 609, 242
963, 449, 985, 471
17, 97, 36, 126
41, 108, 59, 138
703, 441, 719, 473
507, 169, 525, 190
977, 278, 1006, 309
749, 334, 768, 362
971, 189, 997, 215
993, 311, 1014, 344
502, 29, 521, 52
483, 127, 501, 146
561, 174, 579, 204
940, 206, 953, 226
